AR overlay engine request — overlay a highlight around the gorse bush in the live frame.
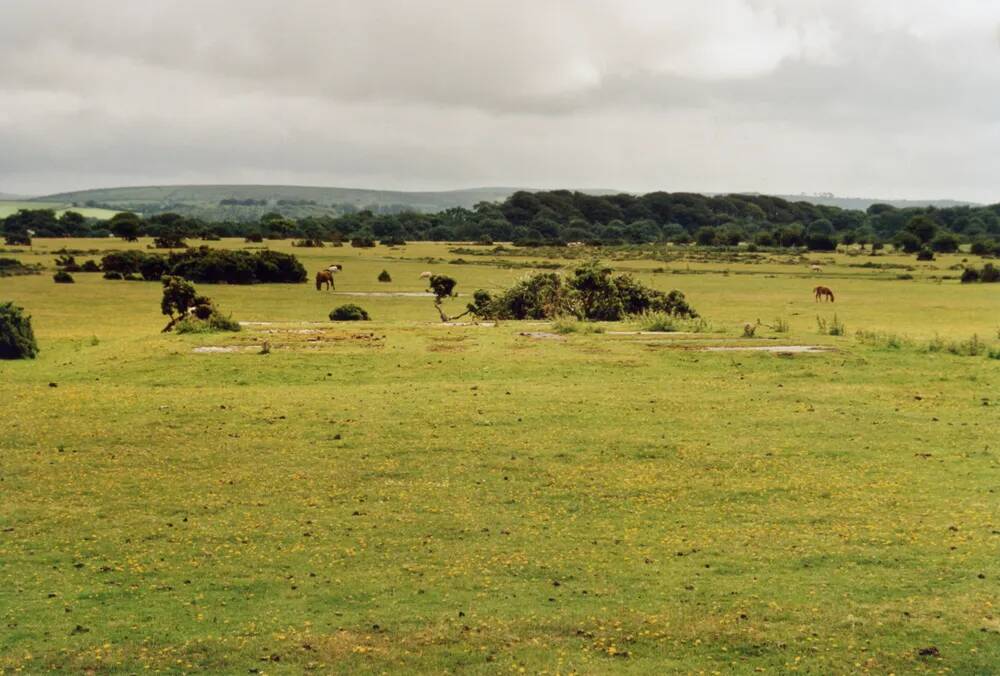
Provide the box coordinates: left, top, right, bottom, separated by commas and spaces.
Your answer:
0, 302, 38, 359
467, 262, 697, 321
53, 270, 75, 283
378, 269, 392, 283
329, 304, 370, 321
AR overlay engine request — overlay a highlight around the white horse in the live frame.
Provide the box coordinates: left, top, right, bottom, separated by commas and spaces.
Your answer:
810, 265, 823, 273
419, 271, 432, 279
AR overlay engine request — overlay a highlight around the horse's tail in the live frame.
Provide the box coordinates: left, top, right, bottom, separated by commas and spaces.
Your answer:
315, 273, 322, 290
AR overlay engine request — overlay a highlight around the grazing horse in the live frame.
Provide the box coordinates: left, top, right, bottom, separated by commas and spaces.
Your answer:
810, 264, 823, 273
316, 270, 335, 290
813, 286, 835, 302
315, 264, 342, 291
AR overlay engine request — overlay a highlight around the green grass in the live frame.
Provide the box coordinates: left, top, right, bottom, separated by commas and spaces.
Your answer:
0, 201, 120, 219
1, 239, 999, 673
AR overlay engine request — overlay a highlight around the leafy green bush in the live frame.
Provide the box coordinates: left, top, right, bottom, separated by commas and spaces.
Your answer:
100, 250, 148, 275
916, 248, 935, 261
329, 304, 370, 321
350, 236, 375, 248
80, 260, 101, 272
102, 271, 124, 280
53, 270, 75, 283
467, 262, 697, 321
961, 263, 999, 283
378, 269, 392, 283
0, 302, 38, 359
174, 313, 241, 333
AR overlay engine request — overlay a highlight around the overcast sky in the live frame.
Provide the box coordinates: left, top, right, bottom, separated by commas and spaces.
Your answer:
2, 1, 1000, 201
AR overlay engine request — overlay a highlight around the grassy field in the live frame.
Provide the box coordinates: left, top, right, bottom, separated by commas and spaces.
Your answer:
1, 239, 998, 673
0, 201, 120, 220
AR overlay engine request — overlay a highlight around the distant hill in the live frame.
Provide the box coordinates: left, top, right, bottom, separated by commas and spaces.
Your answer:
26, 184, 982, 223
770, 194, 979, 211
32, 185, 526, 219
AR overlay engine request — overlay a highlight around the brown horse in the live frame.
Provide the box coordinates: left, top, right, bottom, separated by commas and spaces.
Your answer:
316, 270, 335, 290
813, 286, 835, 302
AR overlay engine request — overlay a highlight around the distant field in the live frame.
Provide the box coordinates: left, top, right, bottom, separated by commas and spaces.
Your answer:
0, 200, 120, 219
1, 239, 998, 673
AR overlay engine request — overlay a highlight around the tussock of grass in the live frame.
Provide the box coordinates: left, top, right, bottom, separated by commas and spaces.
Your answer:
551, 317, 605, 334
633, 311, 712, 333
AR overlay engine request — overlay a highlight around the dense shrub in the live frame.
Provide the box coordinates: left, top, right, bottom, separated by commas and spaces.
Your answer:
174, 312, 241, 333
329, 304, 370, 321
467, 262, 697, 321
100, 250, 148, 275
0, 302, 38, 359
80, 260, 101, 272
961, 263, 999, 283
916, 248, 935, 261
103, 270, 124, 280
378, 269, 392, 282
380, 236, 406, 246
351, 236, 376, 248
138, 255, 170, 281
153, 234, 188, 249
53, 270, 75, 283
101, 247, 307, 284
3, 231, 31, 246
244, 233, 264, 243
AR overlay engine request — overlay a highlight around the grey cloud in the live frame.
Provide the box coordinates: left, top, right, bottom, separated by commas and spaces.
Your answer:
2, 1, 1000, 199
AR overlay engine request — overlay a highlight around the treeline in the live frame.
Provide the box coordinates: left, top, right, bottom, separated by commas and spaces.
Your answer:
100, 247, 306, 284
4, 191, 1000, 254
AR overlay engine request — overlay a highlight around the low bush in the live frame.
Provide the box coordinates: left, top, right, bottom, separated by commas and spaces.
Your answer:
103, 271, 124, 280
80, 260, 101, 272
983, 263, 1000, 283
0, 302, 38, 359
53, 270, 75, 283
174, 313, 241, 334
961, 263, 999, 283
467, 262, 697, 321
3, 231, 30, 246
378, 269, 392, 283
329, 304, 370, 321
916, 248, 935, 261
351, 237, 375, 248
102, 247, 307, 284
